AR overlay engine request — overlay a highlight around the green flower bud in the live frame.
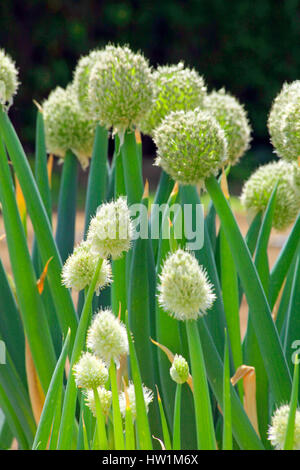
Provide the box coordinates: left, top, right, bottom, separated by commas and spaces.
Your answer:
140, 62, 206, 136
73, 352, 108, 389
240, 160, 300, 231
119, 382, 153, 420
158, 249, 216, 321
268, 81, 300, 162
87, 309, 129, 366
0, 49, 19, 108
203, 89, 251, 165
43, 85, 97, 168
73, 49, 103, 117
268, 404, 300, 450
153, 109, 227, 185
170, 354, 189, 384
61, 241, 112, 294
88, 44, 155, 134
87, 197, 133, 260
84, 387, 112, 417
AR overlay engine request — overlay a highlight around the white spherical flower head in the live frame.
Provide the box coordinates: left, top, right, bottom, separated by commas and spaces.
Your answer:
268, 81, 300, 162
170, 354, 190, 384
0, 49, 19, 107
158, 249, 216, 321
119, 382, 153, 420
140, 62, 206, 136
61, 241, 112, 295
88, 44, 155, 134
43, 85, 97, 169
240, 160, 300, 231
268, 404, 300, 450
73, 49, 104, 117
84, 387, 112, 417
87, 197, 133, 260
153, 109, 227, 186
87, 309, 129, 366
73, 352, 108, 390
203, 89, 251, 165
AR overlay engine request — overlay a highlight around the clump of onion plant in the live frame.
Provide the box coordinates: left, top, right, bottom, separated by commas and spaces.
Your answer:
87, 197, 133, 259
153, 109, 227, 185
268, 404, 300, 450
73, 352, 109, 390
240, 160, 300, 230
203, 88, 251, 165
170, 354, 190, 384
86, 308, 129, 366
72, 49, 104, 117
158, 248, 216, 321
0, 49, 19, 108
61, 241, 112, 294
88, 44, 155, 134
119, 382, 153, 420
268, 81, 300, 162
85, 387, 112, 417
43, 84, 97, 169
140, 62, 206, 136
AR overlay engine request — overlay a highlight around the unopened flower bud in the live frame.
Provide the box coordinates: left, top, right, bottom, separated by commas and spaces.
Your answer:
170, 354, 189, 384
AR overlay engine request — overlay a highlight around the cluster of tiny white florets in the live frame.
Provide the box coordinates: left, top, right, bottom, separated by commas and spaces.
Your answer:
203, 88, 251, 165
268, 404, 300, 450
87, 44, 155, 134
43, 85, 97, 168
268, 81, 300, 162
61, 241, 112, 295
72, 49, 104, 117
240, 160, 300, 231
84, 387, 112, 417
140, 62, 206, 136
0, 49, 19, 108
87, 197, 133, 260
153, 109, 227, 185
158, 249, 216, 321
119, 382, 153, 420
87, 309, 129, 366
73, 351, 109, 390
170, 354, 190, 384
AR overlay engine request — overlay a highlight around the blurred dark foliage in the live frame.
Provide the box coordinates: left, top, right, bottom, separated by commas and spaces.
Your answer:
1, 0, 300, 175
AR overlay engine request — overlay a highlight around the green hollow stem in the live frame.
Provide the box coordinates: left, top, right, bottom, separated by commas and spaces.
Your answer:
205, 175, 292, 405
93, 387, 108, 450
186, 321, 216, 450
57, 258, 103, 449
55, 150, 78, 264
125, 406, 135, 450
172, 384, 182, 450
109, 361, 125, 450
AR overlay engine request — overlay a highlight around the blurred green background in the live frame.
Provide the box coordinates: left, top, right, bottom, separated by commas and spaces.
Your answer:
1, 0, 300, 192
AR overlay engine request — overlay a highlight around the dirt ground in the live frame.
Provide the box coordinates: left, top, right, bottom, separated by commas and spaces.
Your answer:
0, 211, 289, 337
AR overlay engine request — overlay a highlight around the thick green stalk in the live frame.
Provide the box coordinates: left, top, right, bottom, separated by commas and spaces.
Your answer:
186, 321, 216, 450
222, 331, 232, 450
84, 125, 108, 235
93, 387, 108, 450
0, 108, 78, 348
55, 150, 78, 264
172, 384, 182, 450
121, 130, 143, 205
32, 330, 70, 450
109, 361, 124, 450
205, 175, 291, 405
